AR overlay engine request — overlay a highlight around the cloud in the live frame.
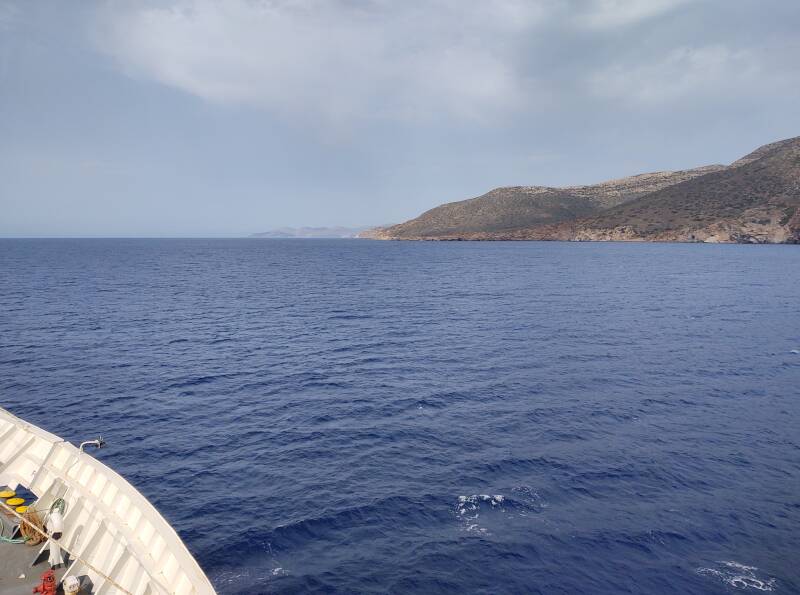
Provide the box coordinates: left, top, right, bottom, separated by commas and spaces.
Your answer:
587, 43, 798, 107
94, 0, 548, 124
92, 0, 800, 126
573, 0, 698, 29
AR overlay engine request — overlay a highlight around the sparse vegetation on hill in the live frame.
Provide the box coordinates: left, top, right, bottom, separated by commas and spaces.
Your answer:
368, 137, 800, 244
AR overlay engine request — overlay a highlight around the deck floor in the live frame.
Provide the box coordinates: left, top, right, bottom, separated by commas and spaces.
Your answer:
0, 516, 67, 595
0, 541, 66, 594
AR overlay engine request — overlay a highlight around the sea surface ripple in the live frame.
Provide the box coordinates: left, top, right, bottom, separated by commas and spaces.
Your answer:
1, 239, 798, 594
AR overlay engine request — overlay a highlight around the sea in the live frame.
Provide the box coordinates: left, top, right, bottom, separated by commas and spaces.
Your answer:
1, 239, 798, 594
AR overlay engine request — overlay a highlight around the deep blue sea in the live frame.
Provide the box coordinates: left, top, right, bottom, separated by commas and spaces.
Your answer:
1, 239, 799, 594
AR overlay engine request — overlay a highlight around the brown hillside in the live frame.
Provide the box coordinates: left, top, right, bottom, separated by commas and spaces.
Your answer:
379, 165, 721, 239
564, 136, 800, 243
371, 136, 800, 244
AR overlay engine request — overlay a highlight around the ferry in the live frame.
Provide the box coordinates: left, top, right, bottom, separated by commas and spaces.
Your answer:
0, 407, 215, 594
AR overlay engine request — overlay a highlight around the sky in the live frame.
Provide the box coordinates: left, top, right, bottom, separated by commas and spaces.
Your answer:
1, 0, 799, 237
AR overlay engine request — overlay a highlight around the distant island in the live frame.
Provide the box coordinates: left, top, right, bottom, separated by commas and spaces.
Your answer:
361, 136, 800, 244
251, 226, 372, 239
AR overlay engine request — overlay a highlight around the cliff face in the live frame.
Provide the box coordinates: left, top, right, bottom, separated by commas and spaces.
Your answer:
372, 137, 800, 243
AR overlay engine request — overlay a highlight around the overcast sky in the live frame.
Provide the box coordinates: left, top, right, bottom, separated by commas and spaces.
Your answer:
1, 0, 799, 237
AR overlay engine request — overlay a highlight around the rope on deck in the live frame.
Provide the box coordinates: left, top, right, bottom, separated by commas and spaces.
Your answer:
0, 498, 171, 595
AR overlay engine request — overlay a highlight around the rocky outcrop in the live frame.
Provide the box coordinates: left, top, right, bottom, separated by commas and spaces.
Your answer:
371, 137, 800, 243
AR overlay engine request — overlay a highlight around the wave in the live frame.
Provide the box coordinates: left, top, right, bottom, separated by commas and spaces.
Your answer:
454, 487, 547, 534
697, 561, 776, 591
206, 493, 452, 556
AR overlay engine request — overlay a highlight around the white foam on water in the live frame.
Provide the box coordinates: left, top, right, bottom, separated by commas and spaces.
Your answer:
697, 561, 776, 591
455, 495, 506, 534
512, 485, 547, 515
454, 488, 547, 533
790, 349, 799, 354
212, 565, 289, 587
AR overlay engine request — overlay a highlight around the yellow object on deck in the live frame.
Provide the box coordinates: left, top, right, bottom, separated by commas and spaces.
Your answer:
6, 497, 24, 506
15, 505, 28, 513
0, 490, 15, 498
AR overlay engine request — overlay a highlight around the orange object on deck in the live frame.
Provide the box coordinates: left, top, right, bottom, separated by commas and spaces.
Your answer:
32, 570, 57, 595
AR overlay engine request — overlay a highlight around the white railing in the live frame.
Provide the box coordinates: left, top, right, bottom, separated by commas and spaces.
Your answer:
0, 407, 216, 595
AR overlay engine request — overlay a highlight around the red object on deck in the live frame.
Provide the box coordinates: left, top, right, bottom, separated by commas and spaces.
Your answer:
32, 570, 57, 595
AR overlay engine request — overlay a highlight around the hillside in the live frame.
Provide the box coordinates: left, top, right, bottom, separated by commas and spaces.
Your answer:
379, 186, 598, 238
369, 137, 800, 243
562, 137, 800, 243
374, 166, 724, 239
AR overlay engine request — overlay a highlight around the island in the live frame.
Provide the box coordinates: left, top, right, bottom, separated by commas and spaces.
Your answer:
362, 136, 800, 243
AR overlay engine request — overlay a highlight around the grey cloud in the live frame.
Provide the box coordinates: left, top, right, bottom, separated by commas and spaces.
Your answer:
93, 1, 543, 123
93, 0, 733, 124
92, 0, 800, 128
